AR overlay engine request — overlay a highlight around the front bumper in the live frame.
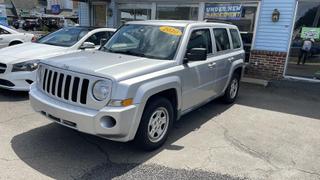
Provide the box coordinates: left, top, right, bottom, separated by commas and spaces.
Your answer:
29, 84, 141, 142
0, 70, 36, 91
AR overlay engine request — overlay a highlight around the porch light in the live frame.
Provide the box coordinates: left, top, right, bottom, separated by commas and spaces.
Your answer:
272, 9, 280, 22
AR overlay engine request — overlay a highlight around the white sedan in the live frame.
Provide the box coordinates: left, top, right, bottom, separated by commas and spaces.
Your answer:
0, 24, 35, 48
0, 26, 116, 91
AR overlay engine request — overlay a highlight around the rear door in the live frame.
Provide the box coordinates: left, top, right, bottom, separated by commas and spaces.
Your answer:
212, 28, 234, 94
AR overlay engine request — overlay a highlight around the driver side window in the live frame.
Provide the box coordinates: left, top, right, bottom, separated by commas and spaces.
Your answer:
187, 29, 212, 54
86, 32, 113, 45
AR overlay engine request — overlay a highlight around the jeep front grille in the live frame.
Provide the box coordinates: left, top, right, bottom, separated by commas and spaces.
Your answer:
0, 63, 6, 74
41, 67, 90, 104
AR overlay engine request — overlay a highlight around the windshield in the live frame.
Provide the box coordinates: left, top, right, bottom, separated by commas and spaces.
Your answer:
37, 28, 89, 47
101, 24, 184, 60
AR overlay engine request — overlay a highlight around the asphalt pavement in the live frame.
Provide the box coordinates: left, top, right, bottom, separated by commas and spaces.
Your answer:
0, 80, 320, 180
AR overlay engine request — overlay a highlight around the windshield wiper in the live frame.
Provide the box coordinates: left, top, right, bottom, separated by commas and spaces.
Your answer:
105, 49, 146, 58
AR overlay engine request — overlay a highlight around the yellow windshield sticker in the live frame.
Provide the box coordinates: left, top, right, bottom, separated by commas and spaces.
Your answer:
159, 26, 182, 36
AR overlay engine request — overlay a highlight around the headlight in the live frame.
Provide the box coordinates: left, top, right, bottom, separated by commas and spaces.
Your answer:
12, 60, 40, 72
92, 80, 111, 101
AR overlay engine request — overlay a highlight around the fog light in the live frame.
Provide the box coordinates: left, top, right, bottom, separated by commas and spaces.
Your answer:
100, 116, 116, 128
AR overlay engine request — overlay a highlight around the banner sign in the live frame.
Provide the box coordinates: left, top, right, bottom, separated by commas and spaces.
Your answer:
301, 27, 320, 40
51, 4, 61, 14
205, 4, 242, 20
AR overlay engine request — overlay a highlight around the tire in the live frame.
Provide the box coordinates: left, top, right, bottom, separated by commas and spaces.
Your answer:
222, 73, 240, 104
9, 41, 22, 46
135, 97, 174, 151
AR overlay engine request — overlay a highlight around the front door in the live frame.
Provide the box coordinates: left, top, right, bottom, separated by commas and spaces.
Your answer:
181, 28, 217, 111
0, 27, 11, 48
92, 4, 106, 27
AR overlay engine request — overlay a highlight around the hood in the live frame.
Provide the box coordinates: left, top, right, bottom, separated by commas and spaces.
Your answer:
0, 42, 68, 64
43, 51, 176, 81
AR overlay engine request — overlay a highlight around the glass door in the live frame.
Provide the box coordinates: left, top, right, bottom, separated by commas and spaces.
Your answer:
286, 2, 320, 80
92, 4, 106, 27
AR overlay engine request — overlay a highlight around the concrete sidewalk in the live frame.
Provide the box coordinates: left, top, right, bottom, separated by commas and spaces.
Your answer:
0, 81, 319, 180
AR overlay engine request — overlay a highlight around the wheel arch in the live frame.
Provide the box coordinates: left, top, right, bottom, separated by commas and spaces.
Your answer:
9, 40, 23, 46
127, 76, 182, 141
222, 59, 244, 93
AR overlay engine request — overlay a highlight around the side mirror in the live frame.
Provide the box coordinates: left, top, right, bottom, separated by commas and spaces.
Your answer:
100, 38, 108, 46
80, 42, 95, 49
185, 48, 207, 62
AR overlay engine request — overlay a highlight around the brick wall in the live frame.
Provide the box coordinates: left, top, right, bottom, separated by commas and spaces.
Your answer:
246, 50, 287, 80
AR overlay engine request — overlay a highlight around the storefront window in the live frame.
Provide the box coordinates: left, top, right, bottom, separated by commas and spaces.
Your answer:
120, 9, 151, 25
156, 5, 198, 20
286, 2, 320, 80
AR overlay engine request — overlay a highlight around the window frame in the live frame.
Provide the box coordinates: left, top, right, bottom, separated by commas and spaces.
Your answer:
229, 28, 243, 50
186, 28, 214, 57
212, 28, 232, 53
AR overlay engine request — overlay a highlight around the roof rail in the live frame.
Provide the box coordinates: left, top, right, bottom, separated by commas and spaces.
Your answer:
203, 19, 234, 25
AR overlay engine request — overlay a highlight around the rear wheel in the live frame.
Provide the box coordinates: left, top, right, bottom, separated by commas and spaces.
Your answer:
222, 73, 240, 104
135, 97, 174, 151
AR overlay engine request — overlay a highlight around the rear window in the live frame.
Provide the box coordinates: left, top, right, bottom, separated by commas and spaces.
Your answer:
213, 28, 231, 52
230, 29, 242, 49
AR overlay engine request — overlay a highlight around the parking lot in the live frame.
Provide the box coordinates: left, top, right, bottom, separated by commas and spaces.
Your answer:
0, 81, 320, 180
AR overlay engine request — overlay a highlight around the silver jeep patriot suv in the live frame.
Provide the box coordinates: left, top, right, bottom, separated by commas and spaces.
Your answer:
30, 20, 245, 150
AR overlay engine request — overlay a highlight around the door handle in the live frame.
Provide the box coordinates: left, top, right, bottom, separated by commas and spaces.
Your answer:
208, 62, 216, 69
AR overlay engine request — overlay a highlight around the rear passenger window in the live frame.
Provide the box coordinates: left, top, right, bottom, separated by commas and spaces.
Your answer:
213, 28, 230, 52
187, 29, 212, 54
230, 29, 242, 49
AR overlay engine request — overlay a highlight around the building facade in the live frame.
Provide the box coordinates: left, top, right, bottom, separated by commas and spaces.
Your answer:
78, 0, 320, 82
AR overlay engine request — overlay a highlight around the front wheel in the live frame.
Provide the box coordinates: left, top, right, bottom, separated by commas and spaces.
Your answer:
222, 73, 240, 104
134, 97, 174, 151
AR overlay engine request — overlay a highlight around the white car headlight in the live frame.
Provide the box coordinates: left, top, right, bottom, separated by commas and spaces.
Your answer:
92, 80, 111, 101
12, 60, 40, 72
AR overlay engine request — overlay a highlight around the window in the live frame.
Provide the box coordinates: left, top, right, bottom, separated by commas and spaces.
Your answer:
0, 28, 9, 35
286, 2, 320, 79
230, 29, 242, 49
120, 9, 151, 25
156, 5, 198, 20
36, 27, 90, 47
213, 28, 231, 51
86, 31, 114, 45
187, 29, 212, 54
